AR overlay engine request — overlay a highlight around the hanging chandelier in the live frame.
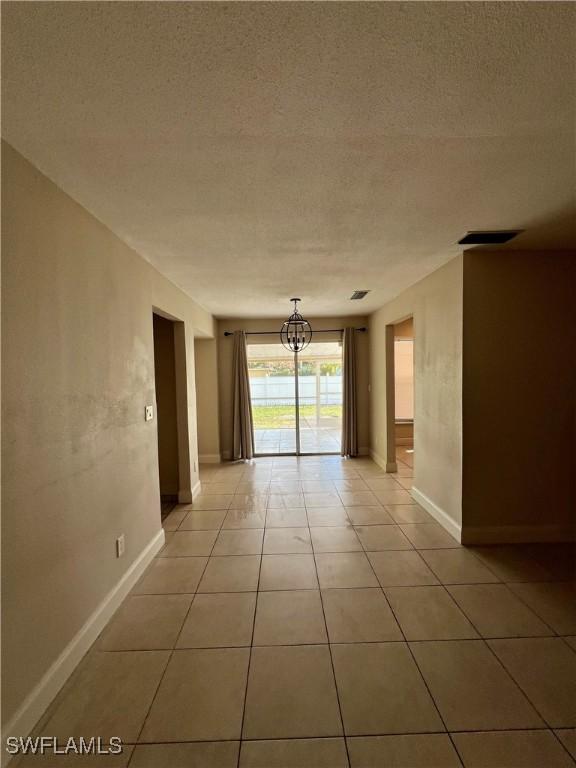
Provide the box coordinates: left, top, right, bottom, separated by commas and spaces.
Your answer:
280, 298, 313, 352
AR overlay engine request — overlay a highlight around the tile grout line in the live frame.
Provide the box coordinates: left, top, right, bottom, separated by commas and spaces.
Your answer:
126, 496, 229, 765
361, 539, 466, 766
309, 500, 353, 768
235, 485, 265, 768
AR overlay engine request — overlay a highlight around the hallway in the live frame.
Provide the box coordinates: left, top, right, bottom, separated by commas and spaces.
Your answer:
26, 457, 576, 768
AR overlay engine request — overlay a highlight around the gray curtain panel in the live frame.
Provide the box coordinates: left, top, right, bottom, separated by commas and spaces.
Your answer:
341, 327, 358, 457
232, 330, 255, 460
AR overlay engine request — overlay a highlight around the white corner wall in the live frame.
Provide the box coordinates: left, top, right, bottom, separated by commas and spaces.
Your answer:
1, 142, 214, 740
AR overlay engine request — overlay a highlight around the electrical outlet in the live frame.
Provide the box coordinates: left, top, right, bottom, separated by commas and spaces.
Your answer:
116, 534, 125, 558
145, 405, 154, 421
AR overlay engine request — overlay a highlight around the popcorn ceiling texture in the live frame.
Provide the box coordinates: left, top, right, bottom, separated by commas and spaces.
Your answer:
2, 1, 575, 317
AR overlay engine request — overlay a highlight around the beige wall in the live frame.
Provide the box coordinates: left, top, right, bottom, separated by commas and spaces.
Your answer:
462, 249, 576, 541
369, 257, 463, 528
194, 338, 221, 462
217, 316, 370, 459
1, 143, 214, 730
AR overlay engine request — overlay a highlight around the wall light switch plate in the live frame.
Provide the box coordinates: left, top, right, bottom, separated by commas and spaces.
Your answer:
145, 405, 154, 421
116, 534, 125, 558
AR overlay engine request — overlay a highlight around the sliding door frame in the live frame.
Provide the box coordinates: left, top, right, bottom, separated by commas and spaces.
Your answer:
251, 343, 342, 457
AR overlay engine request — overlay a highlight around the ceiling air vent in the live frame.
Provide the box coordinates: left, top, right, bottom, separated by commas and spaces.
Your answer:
458, 230, 522, 245
350, 290, 370, 300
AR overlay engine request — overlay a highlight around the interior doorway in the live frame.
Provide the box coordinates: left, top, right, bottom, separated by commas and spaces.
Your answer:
386, 316, 414, 472
394, 317, 414, 469
152, 313, 180, 518
247, 340, 343, 455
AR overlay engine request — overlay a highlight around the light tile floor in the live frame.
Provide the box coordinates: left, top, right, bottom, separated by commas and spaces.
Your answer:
23, 456, 576, 768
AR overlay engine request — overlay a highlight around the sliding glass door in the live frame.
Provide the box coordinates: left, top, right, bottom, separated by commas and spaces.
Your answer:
247, 340, 342, 455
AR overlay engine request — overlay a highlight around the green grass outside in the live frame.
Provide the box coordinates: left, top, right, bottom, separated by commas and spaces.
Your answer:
252, 404, 342, 428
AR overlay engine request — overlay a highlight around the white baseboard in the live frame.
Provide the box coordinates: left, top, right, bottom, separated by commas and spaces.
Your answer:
198, 454, 221, 464
1, 529, 165, 765
369, 449, 397, 473
461, 524, 576, 545
191, 480, 202, 500
411, 486, 462, 543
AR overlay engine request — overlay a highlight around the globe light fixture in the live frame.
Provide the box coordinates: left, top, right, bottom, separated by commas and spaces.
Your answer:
280, 298, 312, 352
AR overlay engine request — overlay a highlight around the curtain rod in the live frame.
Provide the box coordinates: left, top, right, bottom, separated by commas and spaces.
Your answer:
223, 327, 367, 337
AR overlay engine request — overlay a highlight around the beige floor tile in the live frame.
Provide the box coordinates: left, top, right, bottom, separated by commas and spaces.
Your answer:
508, 582, 576, 635
452, 730, 574, 768
237, 481, 271, 493
263, 527, 312, 554
240, 738, 348, 768
99, 594, 191, 650
400, 523, 461, 549
355, 525, 413, 551
448, 584, 553, 638
265, 507, 309, 527
332, 642, 443, 735
259, 554, 318, 590
198, 555, 261, 592
555, 729, 576, 760
16, 749, 134, 767
192, 494, 233, 510
333, 478, 369, 491
41, 651, 169, 741
364, 478, 403, 491
386, 504, 435, 524
384, 586, 477, 640
179, 509, 227, 530
253, 590, 327, 645
269, 481, 303, 493
200, 482, 240, 494
230, 493, 268, 511
307, 507, 350, 526
322, 588, 402, 642
338, 491, 380, 507
420, 549, 500, 584
140, 648, 249, 741
489, 637, 576, 727
243, 645, 342, 739
302, 480, 337, 492
374, 490, 414, 505
159, 530, 217, 557
368, 551, 439, 586
177, 592, 256, 648
268, 493, 305, 508
305, 492, 343, 508
346, 506, 396, 525
132, 556, 207, 594
410, 640, 543, 730
222, 509, 266, 529
162, 507, 189, 531
130, 742, 239, 768
471, 545, 555, 583
347, 734, 461, 767
315, 552, 379, 588
311, 526, 363, 553
212, 528, 264, 555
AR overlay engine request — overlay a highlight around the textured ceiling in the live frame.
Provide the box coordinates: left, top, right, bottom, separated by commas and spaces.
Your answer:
2, 2, 575, 317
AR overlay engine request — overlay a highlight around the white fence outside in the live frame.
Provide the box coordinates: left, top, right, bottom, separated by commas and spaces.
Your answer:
249, 375, 342, 407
